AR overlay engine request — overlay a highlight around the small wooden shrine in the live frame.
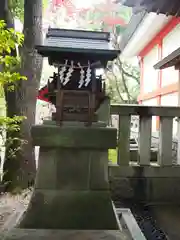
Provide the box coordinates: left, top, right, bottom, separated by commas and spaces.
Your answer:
36, 28, 119, 125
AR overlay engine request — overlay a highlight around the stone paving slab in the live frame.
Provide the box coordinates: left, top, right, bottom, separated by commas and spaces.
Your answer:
3, 229, 130, 240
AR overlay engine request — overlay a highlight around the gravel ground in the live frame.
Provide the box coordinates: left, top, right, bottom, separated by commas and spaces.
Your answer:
115, 201, 169, 240
0, 189, 32, 231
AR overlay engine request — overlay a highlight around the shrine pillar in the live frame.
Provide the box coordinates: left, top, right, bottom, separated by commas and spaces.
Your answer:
18, 121, 119, 230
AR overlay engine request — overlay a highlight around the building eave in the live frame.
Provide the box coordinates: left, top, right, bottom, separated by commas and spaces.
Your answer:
120, 12, 172, 58
118, 0, 180, 17
119, 10, 147, 52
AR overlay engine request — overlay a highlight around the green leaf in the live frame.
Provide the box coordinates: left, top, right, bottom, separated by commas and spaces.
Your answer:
10, 0, 48, 21
0, 20, 26, 86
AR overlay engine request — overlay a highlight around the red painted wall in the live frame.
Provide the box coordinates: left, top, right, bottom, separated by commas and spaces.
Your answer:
138, 17, 180, 129
138, 17, 180, 103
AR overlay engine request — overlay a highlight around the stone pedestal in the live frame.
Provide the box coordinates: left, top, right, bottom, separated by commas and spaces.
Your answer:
18, 122, 119, 230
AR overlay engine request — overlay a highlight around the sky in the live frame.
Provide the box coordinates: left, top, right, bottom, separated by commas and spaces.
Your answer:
14, 18, 23, 32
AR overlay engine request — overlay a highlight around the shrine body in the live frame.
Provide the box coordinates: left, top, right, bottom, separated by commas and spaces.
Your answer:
37, 28, 119, 125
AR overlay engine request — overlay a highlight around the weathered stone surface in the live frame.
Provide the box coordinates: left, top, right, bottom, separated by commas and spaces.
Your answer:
31, 123, 117, 149
89, 152, 109, 190
43, 120, 106, 127
19, 190, 118, 229
4, 229, 130, 240
110, 178, 134, 199
18, 122, 118, 229
109, 165, 180, 178
36, 149, 109, 191
109, 165, 180, 203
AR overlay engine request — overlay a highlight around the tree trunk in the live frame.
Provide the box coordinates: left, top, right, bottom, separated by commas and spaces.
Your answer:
17, 0, 43, 188
3, 0, 43, 190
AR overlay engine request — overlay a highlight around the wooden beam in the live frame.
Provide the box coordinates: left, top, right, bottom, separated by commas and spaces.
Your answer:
111, 104, 180, 117
138, 82, 178, 102
154, 47, 180, 70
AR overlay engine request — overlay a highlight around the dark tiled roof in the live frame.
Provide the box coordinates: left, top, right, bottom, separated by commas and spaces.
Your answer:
47, 28, 110, 41
118, 0, 180, 17
44, 36, 114, 51
36, 28, 119, 57
45, 28, 114, 50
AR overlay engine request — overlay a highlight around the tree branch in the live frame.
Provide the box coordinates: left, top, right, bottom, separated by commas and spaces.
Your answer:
115, 58, 132, 102
105, 70, 125, 102
122, 68, 140, 84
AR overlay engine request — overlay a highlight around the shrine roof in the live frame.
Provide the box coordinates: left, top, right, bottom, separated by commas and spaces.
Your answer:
36, 28, 120, 60
118, 0, 180, 16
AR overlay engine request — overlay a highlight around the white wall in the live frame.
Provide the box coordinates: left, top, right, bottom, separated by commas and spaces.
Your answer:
143, 46, 159, 94
161, 92, 178, 106
139, 23, 180, 137
162, 24, 180, 58
141, 23, 180, 91
161, 67, 179, 87
161, 24, 180, 87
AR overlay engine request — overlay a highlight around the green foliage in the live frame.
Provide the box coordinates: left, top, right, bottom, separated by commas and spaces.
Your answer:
0, 116, 26, 160
0, 20, 26, 180
42, 0, 48, 11
10, 0, 48, 21
0, 21, 24, 53
0, 116, 24, 132
9, 0, 24, 22
108, 149, 117, 164
0, 20, 26, 88
106, 59, 140, 104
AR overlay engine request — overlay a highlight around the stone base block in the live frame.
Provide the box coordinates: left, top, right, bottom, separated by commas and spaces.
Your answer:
3, 229, 129, 240
18, 190, 118, 230
31, 123, 117, 149
26, 122, 118, 230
